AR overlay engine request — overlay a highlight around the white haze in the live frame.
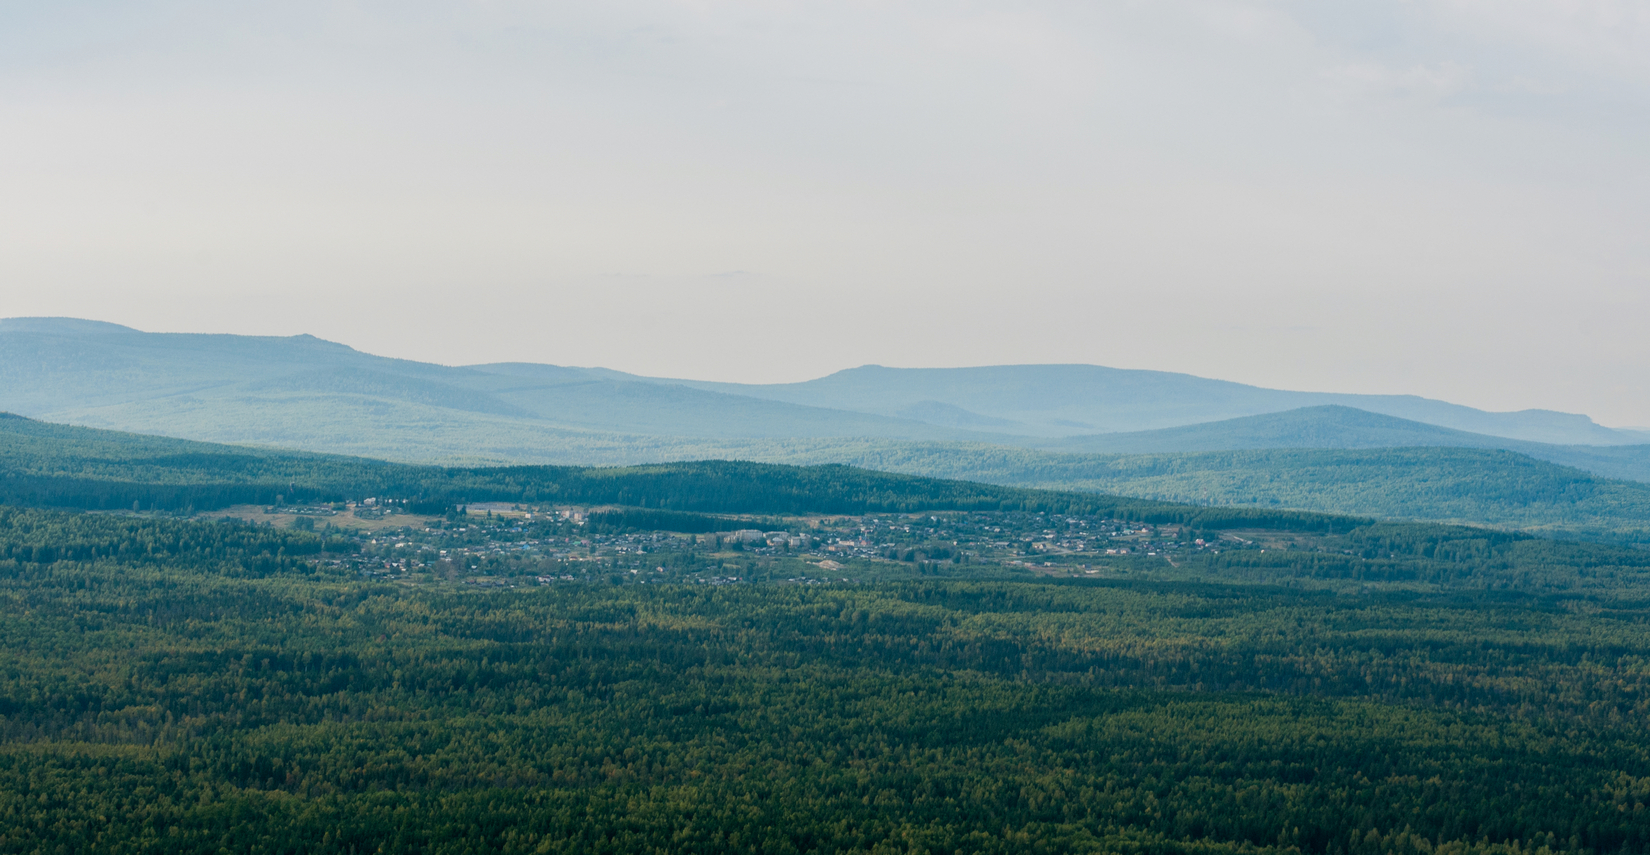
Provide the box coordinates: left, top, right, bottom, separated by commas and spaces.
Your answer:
2, 1, 1648, 424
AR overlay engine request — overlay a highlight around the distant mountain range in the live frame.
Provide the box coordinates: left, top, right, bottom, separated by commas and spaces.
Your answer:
4, 315, 1650, 479
4, 317, 1644, 443
657, 364, 1649, 445
8, 316, 1650, 544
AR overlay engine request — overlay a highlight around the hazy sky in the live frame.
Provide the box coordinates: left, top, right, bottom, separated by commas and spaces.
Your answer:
4, 1, 1648, 424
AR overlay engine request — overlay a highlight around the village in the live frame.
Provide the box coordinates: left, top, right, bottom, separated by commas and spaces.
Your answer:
278, 501, 1245, 587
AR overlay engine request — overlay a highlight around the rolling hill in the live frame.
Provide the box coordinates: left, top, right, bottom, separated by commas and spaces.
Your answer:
6, 318, 1642, 458
7, 415, 1650, 547
0, 414, 1352, 532
0, 318, 1007, 451
784, 440, 1650, 547
1033, 405, 1650, 483
655, 363, 1644, 444
1043, 405, 1492, 453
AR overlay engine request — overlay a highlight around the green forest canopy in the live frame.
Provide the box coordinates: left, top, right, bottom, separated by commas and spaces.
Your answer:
1, 506, 1650, 853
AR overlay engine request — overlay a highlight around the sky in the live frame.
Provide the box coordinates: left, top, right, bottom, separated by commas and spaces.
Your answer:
3, 1, 1648, 425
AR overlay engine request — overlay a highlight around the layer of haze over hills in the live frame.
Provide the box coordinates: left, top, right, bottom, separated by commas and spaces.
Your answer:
6, 317, 1646, 446
655, 365, 1648, 445
7, 317, 1650, 543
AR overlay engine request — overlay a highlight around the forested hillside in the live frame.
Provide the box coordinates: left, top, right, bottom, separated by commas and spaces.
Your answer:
11, 414, 1650, 548
808, 443, 1650, 545
1030, 406, 1650, 483
0, 415, 1361, 533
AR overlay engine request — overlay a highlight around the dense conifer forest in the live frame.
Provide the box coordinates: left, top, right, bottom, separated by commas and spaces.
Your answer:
0, 504, 1648, 853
